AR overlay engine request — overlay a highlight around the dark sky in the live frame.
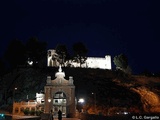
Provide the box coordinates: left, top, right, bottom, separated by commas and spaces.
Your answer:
0, 0, 160, 74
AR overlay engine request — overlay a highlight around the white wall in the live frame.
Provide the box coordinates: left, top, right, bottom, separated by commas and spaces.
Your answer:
47, 49, 112, 70
85, 55, 111, 69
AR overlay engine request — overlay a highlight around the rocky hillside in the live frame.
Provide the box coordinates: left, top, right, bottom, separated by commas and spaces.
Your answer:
0, 67, 160, 114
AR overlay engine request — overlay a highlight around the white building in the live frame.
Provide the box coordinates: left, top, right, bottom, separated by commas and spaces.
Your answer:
85, 56, 111, 69
36, 93, 45, 104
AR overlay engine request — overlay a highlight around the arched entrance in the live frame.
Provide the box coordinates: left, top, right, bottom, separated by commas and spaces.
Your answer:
44, 66, 75, 117
52, 92, 67, 117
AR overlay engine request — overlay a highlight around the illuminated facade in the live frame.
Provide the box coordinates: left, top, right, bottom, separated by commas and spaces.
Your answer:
13, 101, 37, 115
12, 93, 44, 115
44, 66, 75, 117
85, 56, 111, 69
47, 49, 112, 70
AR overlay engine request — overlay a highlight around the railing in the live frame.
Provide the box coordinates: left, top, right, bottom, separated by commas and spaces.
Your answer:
14, 101, 37, 106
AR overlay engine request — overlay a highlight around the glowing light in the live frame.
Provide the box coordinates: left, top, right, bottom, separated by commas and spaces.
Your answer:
123, 112, 128, 115
0, 114, 4, 117
78, 98, 84, 103
28, 60, 33, 65
48, 98, 51, 102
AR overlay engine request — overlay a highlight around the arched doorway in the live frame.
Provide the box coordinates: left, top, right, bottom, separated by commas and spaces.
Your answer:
52, 92, 67, 117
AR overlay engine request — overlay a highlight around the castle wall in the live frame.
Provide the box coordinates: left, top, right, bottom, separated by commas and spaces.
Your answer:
47, 49, 112, 70
86, 55, 111, 69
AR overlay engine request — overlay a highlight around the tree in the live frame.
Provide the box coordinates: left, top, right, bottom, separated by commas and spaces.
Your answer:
140, 69, 153, 76
0, 58, 5, 77
113, 54, 131, 74
25, 37, 47, 67
55, 44, 68, 66
72, 42, 88, 67
4, 39, 26, 69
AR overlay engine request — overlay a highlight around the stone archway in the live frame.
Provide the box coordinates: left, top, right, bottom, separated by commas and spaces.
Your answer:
44, 66, 75, 117
52, 91, 67, 117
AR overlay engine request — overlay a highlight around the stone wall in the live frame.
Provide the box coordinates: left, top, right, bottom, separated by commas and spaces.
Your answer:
47, 49, 111, 70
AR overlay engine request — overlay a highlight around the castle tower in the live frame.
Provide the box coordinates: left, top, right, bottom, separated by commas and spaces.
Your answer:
44, 66, 75, 117
105, 55, 112, 70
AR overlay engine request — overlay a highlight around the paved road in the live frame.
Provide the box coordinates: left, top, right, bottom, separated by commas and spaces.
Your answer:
6, 114, 81, 120
54, 118, 80, 120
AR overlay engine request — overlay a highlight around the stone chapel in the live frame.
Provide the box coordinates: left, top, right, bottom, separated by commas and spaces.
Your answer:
44, 66, 76, 117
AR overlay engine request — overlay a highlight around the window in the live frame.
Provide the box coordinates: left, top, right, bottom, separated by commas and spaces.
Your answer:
15, 107, 19, 113
55, 99, 58, 103
20, 107, 24, 113
63, 99, 66, 103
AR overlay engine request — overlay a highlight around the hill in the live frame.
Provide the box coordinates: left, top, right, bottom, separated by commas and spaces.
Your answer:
0, 67, 160, 115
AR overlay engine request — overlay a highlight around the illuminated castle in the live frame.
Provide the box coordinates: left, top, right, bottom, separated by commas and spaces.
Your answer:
48, 49, 112, 70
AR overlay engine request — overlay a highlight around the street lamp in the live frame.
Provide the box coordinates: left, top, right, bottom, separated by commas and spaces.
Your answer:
78, 98, 85, 112
78, 98, 84, 103
48, 98, 51, 103
92, 92, 96, 114
13, 88, 17, 103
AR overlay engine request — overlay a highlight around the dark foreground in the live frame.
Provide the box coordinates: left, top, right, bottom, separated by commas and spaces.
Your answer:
80, 113, 160, 120
1, 113, 160, 120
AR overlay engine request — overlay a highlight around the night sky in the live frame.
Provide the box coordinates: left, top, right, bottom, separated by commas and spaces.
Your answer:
0, 0, 160, 74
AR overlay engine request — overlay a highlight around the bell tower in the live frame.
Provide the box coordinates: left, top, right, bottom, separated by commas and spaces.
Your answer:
44, 66, 75, 117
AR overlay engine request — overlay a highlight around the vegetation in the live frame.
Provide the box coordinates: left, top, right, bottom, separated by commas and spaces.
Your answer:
72, 42, 88, 67
4, 39, 26, 69
55, 44, 69, 66
23, 109, 30, 115
30, 110, 35, 115
3, 37, 47, 70
35, 110, 43, 116
113, 54, 132, 74
25, 37, 47, 67
113, 54, 128, 69
23, 109, 42, 116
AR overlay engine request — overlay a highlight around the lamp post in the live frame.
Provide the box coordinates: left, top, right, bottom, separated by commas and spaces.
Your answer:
13, 87, 17, 103
78, 98, 84, 103
78, 98, 85, 112
92, 92, 96, 114
48, 98, 51, 103
48, 87, 52, 113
